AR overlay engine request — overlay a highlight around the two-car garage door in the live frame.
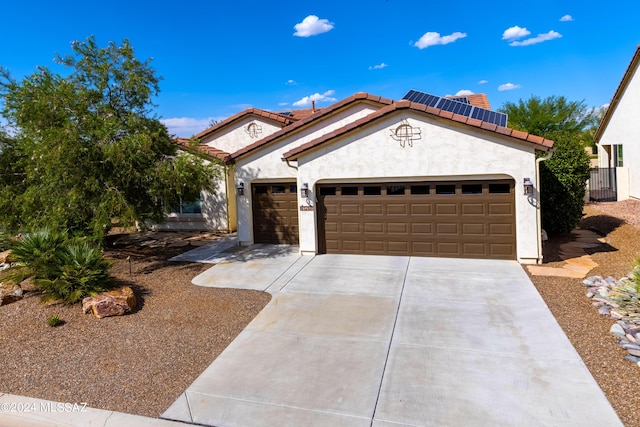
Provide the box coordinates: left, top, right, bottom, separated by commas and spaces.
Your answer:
316, 180, 516, 259
251, 179, 517, 260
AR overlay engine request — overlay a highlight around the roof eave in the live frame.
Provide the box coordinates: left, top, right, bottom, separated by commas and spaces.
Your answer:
193, 108, 296, 141
227, 93, 395, 162
594, 45, 640, 142
283, 100, 554, 161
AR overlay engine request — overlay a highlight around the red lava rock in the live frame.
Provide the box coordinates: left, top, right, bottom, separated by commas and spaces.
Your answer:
82, 286, 136, 319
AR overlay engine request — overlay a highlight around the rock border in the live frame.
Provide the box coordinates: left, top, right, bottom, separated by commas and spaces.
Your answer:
583, 274, 640, 365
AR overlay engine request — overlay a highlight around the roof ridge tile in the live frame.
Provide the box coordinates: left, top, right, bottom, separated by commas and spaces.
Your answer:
282, 99, 554, 160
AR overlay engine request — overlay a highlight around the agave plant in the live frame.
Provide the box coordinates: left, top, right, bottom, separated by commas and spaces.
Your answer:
2, 228, 66, 285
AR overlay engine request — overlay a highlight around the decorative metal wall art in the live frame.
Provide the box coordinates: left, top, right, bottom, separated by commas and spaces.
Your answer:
245, 122, 263, 138
390, 119, 422, 147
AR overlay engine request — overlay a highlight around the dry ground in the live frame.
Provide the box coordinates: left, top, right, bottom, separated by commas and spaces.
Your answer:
1, 200, 639, 424
529, 199, 640, 427
0, 232, 271, 417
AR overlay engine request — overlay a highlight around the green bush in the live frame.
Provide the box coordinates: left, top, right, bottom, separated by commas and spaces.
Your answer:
5, 228, 113, 304
499, 96, 595, 234
0, 231, 12, 252
539, 133, 591, 233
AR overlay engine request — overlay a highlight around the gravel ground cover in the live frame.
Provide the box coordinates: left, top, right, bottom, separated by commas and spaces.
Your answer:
0, 232, 271, 417
1, 200, 639, 423
529, 199, 640, 427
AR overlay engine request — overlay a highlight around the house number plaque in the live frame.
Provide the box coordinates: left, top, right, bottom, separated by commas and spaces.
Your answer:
299, 205, 314, 211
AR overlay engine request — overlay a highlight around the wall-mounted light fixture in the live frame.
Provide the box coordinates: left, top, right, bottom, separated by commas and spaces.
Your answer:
523, 178, 534, 195
236, 182, 245, 196
301, 183, 309, 198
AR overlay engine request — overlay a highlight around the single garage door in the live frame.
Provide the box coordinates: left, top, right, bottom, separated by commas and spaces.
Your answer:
317, 180, 516, 259
252, 182, 299, 244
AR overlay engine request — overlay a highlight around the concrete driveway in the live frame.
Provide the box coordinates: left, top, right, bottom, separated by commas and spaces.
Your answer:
163, 250, 622, 427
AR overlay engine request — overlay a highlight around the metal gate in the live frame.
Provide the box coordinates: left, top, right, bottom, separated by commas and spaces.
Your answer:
589, 168, 617, 202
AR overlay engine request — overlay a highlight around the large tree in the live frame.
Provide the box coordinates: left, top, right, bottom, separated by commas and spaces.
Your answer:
0, 36, 220, 240
499, 95, 596, 233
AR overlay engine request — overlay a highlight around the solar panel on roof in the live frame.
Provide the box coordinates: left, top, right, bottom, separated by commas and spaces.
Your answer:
280, 112, 294, 117
402, 90, 507, 127
403, 89, 440, 107
436, 98, 473, 116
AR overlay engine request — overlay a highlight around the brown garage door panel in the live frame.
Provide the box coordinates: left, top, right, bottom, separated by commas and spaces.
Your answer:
463, 243, 487, 256
318, 181, 516, 260
252, 183, 299, 244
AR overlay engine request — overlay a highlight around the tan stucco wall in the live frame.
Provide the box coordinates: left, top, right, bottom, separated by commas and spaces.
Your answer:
234, 103, 382, 242
292, 112, 541, 263
236, 108, 542, 263
201, 117, 283, 154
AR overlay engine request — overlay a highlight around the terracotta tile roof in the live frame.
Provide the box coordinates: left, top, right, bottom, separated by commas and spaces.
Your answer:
225, 92, 394, 163
173, 138, 229, 161
466, 94, 492, 110
594, 45, 640, 141
445, 94, 492, 110
277, 108, 323, 120
194, 108, 298, 141
282, 100, 554, 160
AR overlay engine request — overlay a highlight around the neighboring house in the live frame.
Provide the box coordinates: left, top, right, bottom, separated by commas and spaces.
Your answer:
163, 91, 554, 263
445, 93, 493, 110
595, 45, 640, 201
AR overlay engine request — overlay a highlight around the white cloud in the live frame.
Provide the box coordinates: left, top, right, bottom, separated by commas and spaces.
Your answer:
286, 79, 297, 85
478, 79, 488, 84
369, 62, 388, 70
413, 31, 467, 49
498, 83, 522, 91
292, 90, 337, 107
294, 15, 334, 37
502, 26, 531, 41
560, 14, 573, 22
278, 102, 289, 106
455, 89, 474, 96
161, 117, 223, 138
509, 30, 562, 46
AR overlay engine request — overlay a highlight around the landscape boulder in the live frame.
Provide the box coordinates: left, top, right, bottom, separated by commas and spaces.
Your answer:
0, 282, 23, 306
82, 286, 136, 319
0, 250, 11, 264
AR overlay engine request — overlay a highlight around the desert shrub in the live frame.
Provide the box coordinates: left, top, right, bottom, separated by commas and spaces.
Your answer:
608, 260, 640, 313
5, 228, 113, 304
633, 259, 640, 294
37, 241, 113, 304
0, 231, 12, 252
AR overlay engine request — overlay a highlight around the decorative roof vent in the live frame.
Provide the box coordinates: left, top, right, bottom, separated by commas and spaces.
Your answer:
390, 119, 422, 147
244, 122, 263, 138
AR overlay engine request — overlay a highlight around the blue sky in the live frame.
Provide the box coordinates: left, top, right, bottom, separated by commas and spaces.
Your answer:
1, 0, 639, 137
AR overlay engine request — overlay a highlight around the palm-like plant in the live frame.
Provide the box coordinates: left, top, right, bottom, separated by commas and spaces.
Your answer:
4, 228, 113, 304
3, 228, 66, 285
38, 241, 113, 304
